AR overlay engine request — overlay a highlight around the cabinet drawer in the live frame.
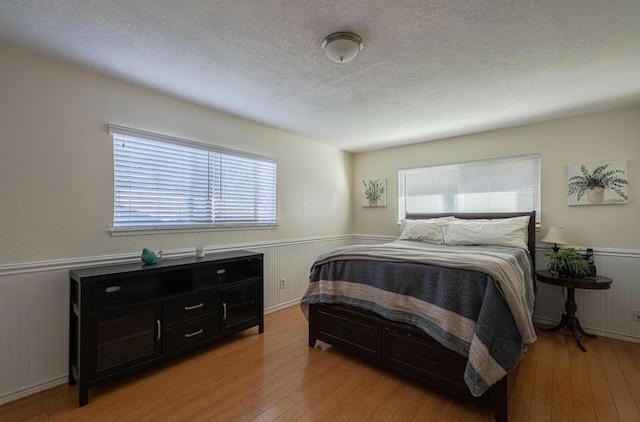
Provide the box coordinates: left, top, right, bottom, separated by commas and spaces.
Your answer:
88, 269, 191, 312
194, 258, 262, 288
165, 291, 218, 325
165, 314, 219, 354
317, 310, 380, 358
386, 328, 466, 384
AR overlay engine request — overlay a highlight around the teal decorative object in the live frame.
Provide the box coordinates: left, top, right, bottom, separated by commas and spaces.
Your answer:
141, 248, 163, 265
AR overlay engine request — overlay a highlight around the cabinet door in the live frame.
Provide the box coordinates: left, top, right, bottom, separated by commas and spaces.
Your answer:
220, 279, 260, 334
89, 303, 162, 380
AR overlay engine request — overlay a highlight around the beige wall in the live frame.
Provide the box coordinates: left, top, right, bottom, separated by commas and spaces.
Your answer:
353, 106, 640, 250
0, 45, 352, 265
2, 43, 639, 267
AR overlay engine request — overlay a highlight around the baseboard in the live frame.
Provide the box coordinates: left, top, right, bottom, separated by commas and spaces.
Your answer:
265, 298, 301, 314
533, 316, 640, 344
0, 375, 67, 406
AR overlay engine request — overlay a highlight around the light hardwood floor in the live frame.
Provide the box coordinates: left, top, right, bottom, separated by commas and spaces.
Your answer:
2, 305, 640, 421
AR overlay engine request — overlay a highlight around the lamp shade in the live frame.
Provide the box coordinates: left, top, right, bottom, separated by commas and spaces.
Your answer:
541, 227, 569, 246
322, 32, 363, 63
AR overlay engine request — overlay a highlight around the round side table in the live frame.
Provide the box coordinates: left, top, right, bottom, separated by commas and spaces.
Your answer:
536, 270, 612, 352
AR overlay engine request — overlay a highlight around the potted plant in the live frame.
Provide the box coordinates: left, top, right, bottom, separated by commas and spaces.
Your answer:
545, 248, 590, 278
362, 179, 386, 207
567, 163, 628, 204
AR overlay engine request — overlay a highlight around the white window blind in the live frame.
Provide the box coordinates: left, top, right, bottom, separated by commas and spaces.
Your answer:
399, 154, 540, 222
110, 125, 277, 230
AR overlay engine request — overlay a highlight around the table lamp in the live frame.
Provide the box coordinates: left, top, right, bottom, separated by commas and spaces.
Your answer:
541, 226, 569, 252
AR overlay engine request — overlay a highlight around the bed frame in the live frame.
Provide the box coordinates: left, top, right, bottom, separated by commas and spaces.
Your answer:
308, 211, 536, 422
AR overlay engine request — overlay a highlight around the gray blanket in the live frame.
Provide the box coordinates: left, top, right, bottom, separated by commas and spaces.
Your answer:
300, 240, 536, 397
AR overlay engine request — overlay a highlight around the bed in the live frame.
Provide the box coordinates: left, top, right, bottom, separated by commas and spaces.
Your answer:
300, 212, 536, 422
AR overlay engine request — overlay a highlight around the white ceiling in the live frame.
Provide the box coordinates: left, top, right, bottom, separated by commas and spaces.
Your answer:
1, 1, 639, 152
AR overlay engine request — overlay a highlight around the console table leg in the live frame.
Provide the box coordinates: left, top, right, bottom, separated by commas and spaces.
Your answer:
78, 379, 88, 407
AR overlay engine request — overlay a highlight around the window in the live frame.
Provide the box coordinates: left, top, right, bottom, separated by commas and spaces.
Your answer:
110, 125, 277, 231
398, 154, 540, 222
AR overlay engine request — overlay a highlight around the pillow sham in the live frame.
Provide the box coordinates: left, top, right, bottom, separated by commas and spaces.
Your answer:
398, 217, 455, 244
399, 216, 456, 230
442, 216, 530, 250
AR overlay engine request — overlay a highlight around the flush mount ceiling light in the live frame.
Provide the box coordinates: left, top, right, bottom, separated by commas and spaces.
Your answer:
322, 32, 363, 63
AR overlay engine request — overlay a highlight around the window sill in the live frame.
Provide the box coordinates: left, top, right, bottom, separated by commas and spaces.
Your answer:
109, 224, 278, 236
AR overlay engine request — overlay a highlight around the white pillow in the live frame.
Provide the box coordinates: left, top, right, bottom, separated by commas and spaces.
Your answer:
399, 216, 455, 230
442, 216, 530, 250
398, 217, 455, 244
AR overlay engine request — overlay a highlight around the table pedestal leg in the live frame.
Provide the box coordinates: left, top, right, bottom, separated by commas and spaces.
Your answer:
540, 287, 595, 352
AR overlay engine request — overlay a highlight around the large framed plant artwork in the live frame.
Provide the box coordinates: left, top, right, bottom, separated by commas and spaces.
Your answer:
567, 160, 628, 206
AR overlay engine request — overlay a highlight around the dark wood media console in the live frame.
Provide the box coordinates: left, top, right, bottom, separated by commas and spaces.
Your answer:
69, 250, 263, 406
308, 303, 517, 422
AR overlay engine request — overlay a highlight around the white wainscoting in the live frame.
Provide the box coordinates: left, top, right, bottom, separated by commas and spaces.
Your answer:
0, 268, 70, 406
533, 247, 640, 343
0, 236, 354, 405
1, 236, 638, 405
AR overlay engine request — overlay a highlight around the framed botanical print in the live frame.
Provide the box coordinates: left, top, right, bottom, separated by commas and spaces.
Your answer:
567, 160, 628, 206
362, 179, 387, 207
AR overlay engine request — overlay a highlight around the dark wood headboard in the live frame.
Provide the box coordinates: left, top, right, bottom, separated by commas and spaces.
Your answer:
405, 211, 536, 267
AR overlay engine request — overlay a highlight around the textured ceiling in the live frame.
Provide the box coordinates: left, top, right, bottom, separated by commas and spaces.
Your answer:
1, 1, 639, 152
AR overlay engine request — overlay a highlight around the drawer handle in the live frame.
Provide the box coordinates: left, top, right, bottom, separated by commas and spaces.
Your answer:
217, 268, 226, 275
421, 355, 440, 366
184, 303, 204, 311
184, 329, 204, 338
339, 327, 352, 335
223, 303, 227, 320
105, 286, 122, 293
156, 320, 161, 341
